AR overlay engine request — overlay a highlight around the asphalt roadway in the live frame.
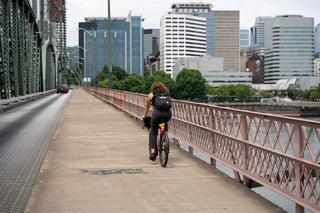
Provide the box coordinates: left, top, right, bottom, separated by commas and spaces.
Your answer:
25, 89, 286, 213
0, 92, 70, 213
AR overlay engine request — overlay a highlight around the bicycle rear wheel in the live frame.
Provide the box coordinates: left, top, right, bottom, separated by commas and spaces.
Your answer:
159, 131, 169, 167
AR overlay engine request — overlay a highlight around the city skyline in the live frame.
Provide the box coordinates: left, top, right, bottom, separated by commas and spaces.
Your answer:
67, 0, 320, 46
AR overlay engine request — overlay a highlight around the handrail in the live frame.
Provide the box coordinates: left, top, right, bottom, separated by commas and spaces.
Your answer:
85, 87, 320, 213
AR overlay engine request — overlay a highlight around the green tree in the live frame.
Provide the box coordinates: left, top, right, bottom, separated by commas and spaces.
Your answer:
175, 68, 206, 100
97, 78, 109, 88
310, 84, 320, 100
97, 75, 121, 89
235, 84, 252, 101
67, 73, 77, 86
205, 84, 215, 95
228, 85, 237, 97
95, 65, 109, 84
144, 66, 150, 78
94, 65, 129, 87
112, 65, 129, 81
286, 88, 294, 98
260, 91, 273, 98
121, 73, 144, 93
311, 90, 320, 100
143, 70, 176, 97
216, 85, 229, 99
302, 90, 311, 99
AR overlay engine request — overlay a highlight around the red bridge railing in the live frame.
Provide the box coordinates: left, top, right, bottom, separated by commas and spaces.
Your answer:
85, 87, 320, 213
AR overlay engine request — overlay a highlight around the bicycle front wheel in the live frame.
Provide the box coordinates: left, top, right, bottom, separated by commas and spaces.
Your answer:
159, 131, 169, 167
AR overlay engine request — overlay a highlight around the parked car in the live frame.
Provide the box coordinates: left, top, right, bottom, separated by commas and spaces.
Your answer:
57, 84, 69, 94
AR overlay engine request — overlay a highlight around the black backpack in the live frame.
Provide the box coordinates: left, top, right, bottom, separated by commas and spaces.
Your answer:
152, 92, 172, 111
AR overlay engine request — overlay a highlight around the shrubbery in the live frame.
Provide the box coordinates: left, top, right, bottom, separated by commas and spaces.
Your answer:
89, 65, 320, 102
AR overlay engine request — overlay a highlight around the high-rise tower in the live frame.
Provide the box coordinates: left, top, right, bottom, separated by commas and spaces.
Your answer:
169, 3, 240, 72
160, 14, 207, 76
264, 15, 314, 83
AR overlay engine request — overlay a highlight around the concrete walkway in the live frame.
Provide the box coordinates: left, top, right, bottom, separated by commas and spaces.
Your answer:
25, 89, 286, 213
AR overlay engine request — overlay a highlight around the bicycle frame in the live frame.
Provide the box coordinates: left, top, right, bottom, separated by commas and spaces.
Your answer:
156, 123, 165, 151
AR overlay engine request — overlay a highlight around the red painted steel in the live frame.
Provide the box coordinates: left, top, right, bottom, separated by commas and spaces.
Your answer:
85, 87, 320, 212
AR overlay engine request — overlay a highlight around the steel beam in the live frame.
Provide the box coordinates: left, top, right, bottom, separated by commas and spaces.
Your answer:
0, 0, 55, 100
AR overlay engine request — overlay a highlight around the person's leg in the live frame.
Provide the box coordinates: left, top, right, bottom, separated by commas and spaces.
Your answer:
149, 112, 160, 160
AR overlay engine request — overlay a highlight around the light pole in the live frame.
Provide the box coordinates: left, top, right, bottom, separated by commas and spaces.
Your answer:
72, 56, 85, 86
79, 28, 96, 87
78, 46, 88, 86
108, 0, 112, 89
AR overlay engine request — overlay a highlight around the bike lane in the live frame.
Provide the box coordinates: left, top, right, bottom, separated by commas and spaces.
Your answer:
25, 89, 285, 213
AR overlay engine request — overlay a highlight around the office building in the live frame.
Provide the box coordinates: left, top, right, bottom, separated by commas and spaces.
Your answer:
170, 3, 214, 56
144, 29, 160, 62
315, 58, 320, 77
315, 24, 320, 58
29, 0, 50, 40
264, 15, 314, 84
247, 45, 265, 58
250, 17, 272, 46
160, 14, 207, 76
146, 56, 160, 76
78, 14, 144, 80
247, 55, 264, 84
170, 3, 240, 73
30, 0, 67, 84
172, 55, 251, 87
240, 49, 248, 73
240, 29, 250, 50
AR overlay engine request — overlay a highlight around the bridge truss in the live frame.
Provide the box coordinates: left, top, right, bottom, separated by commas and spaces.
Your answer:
0, 0, 57, 100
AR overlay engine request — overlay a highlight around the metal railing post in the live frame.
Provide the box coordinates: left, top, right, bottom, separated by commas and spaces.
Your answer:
242, 114, 250, 187
209, 109, 216, 167
294, 124, 304, 213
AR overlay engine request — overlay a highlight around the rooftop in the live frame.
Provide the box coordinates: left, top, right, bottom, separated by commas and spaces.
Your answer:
171, 2, 213, 10
84, 17, 127, 22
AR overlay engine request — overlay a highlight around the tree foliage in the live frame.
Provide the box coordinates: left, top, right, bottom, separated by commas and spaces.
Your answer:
311, 84, 320, 99
175, 68, 206, 100
121, 73, 144, 93
94, 65, 129, 87
235, 84, 253, 101
143, 70, 177, 97
93, 64, 320, 103
216, 85, 229, 98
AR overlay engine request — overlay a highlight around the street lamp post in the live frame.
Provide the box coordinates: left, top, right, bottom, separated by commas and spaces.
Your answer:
72, 56, 85, 86
78, 46, 87, 86
108, 0, 112, 89
79, 28, 96, 87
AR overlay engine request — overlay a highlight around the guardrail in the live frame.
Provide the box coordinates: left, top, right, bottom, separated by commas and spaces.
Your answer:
0, 90, 56, 106
85, 87, 320, 213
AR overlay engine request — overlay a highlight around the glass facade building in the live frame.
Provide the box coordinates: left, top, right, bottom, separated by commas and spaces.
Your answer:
264, 15, 314, 84
240, 29, 250, 50
78, 15, 144, 81
315, 24, 320, 58
250, 17, 272, 46
144, 29, 160, 62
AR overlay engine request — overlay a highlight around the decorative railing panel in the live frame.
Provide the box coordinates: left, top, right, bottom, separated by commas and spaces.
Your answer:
86, 87, 320, 212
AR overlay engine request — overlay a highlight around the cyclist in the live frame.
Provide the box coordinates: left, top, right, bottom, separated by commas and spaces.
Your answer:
143, 81, 172, 161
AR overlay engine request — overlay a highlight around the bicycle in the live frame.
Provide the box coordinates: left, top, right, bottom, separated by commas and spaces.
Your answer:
143, 116, 170, 167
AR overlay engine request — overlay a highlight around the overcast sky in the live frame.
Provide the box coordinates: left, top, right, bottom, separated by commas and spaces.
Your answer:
66, 0, 320, 46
